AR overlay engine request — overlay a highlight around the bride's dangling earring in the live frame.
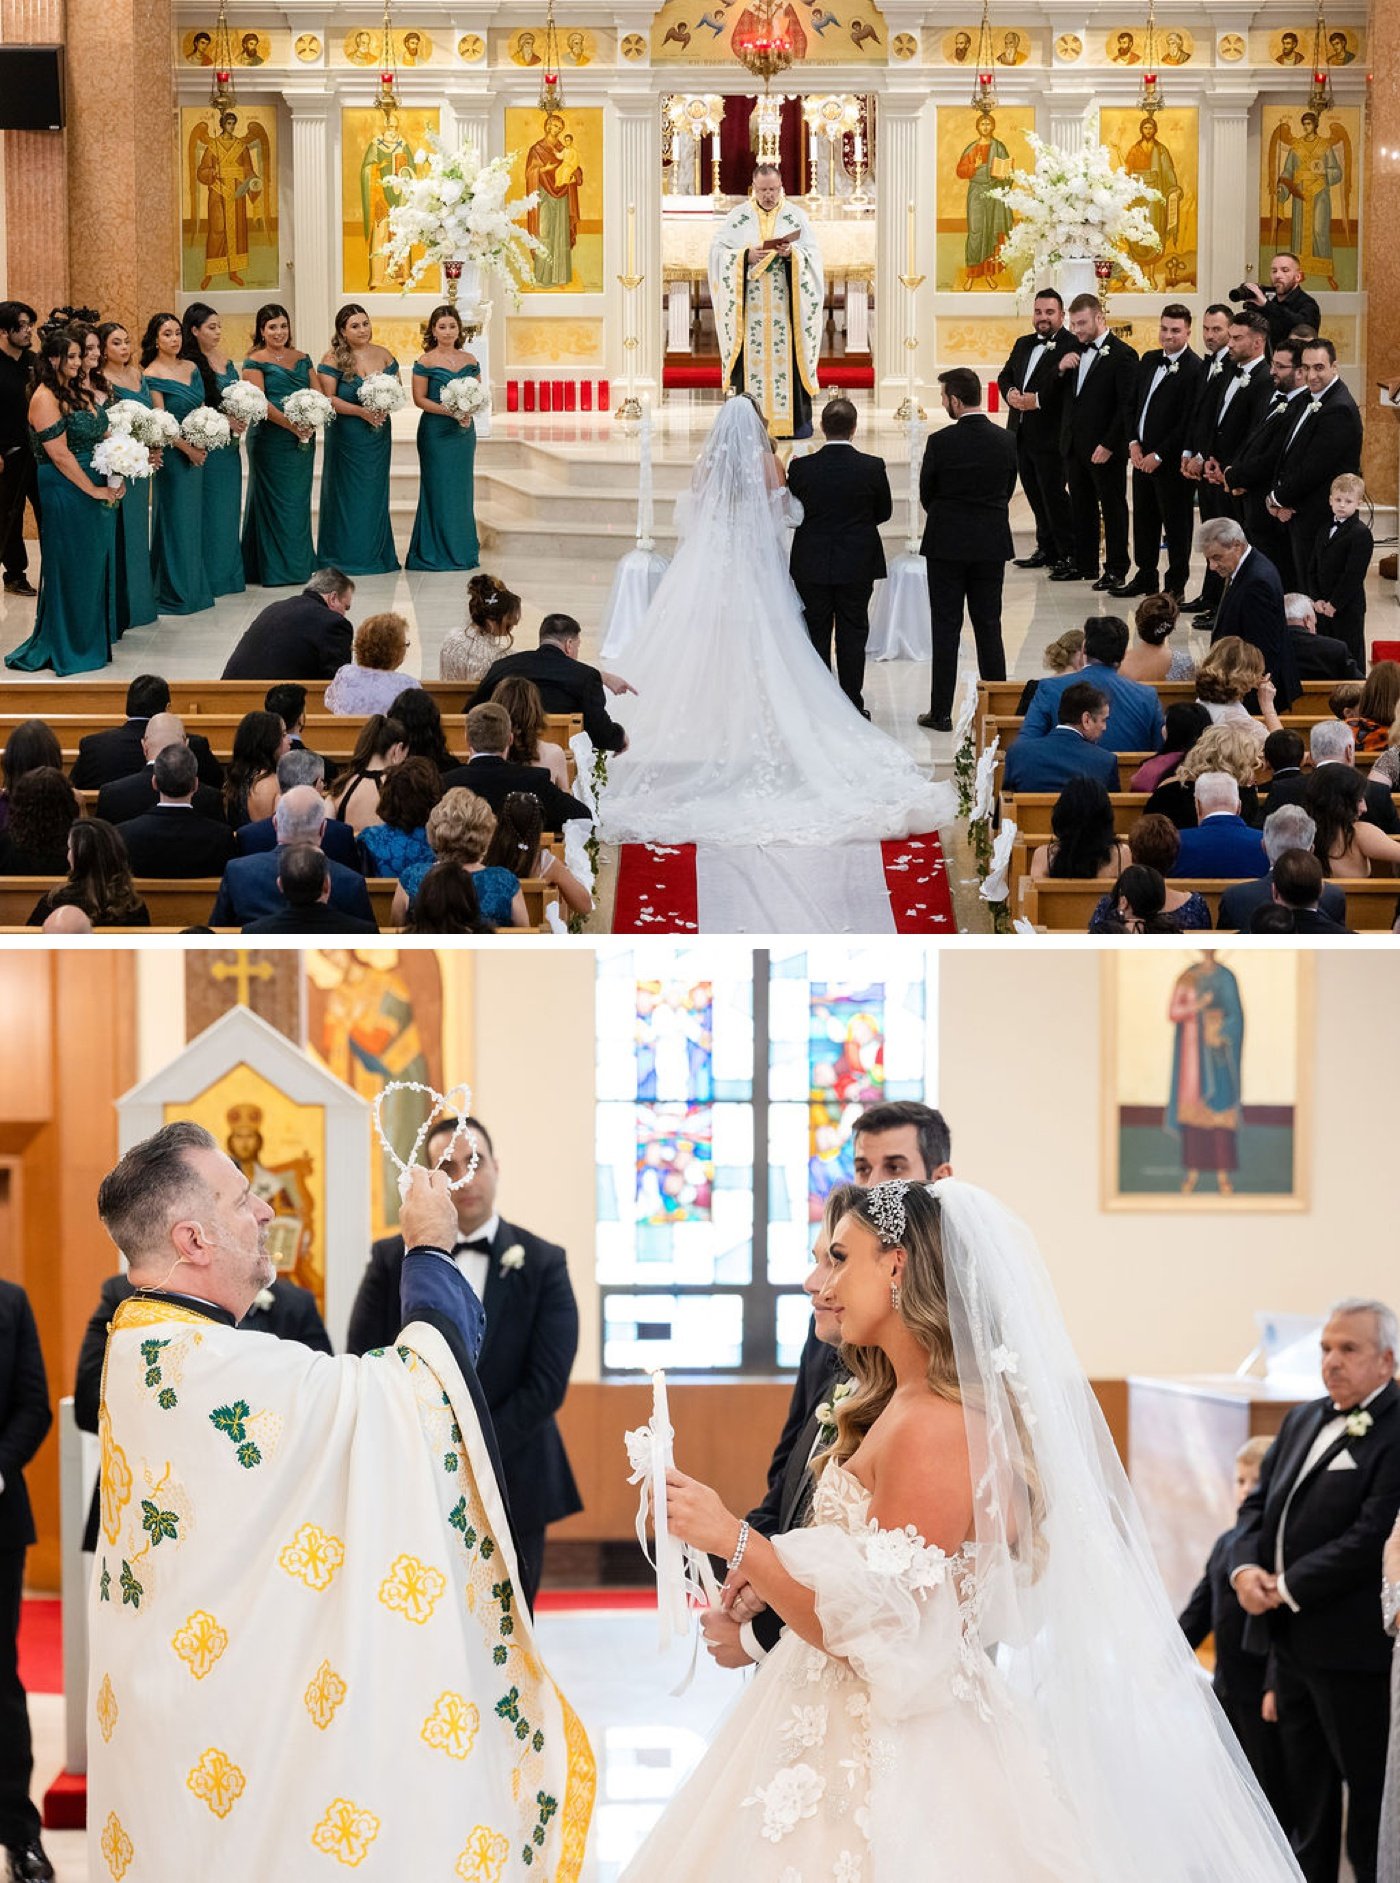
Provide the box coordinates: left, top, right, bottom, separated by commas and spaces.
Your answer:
890, 1279, 902, 1311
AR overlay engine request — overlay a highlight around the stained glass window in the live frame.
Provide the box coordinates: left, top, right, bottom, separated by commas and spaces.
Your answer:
596, 945, 938, 1374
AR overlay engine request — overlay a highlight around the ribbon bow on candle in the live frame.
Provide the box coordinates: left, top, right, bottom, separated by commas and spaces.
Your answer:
624, 1369, 719, 1691
370, 1081, 481, 1203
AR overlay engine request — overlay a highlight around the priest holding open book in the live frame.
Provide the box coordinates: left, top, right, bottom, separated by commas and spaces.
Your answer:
709, 163, 824, 440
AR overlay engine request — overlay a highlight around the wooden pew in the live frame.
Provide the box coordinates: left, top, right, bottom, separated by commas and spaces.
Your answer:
985, 711, 1337, 766
0, 876, 560, 931
1022, 875, 1400, 932
0, 678, 484, 719
10, 710, 584, 763
975, 679, 1344, 755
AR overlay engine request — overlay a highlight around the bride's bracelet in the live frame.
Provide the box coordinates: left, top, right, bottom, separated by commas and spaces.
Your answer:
728, 1520, 751, 1573
1384, 1578, 1400, 1636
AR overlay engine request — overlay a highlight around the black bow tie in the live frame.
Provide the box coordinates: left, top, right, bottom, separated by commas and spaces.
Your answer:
453, 1237, 492, 1257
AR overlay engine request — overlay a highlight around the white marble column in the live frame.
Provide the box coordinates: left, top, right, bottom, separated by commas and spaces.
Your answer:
1047, 92, 1098, 155
667, 279, 692, 354
612, 91, 662, 397
875, 92, 926, 408
444, 91, 498, 417
287, 93, 335, 350
1207, 104, 1252, 301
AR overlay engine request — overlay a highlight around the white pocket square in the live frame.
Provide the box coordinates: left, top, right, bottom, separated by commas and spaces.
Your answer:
1326, 1451, 1358, 1471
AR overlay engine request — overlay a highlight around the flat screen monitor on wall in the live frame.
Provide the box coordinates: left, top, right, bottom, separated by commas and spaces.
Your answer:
0, 47, 64, 130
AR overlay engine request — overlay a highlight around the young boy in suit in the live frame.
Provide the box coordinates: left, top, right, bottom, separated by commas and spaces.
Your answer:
1308, 472, 1373, 672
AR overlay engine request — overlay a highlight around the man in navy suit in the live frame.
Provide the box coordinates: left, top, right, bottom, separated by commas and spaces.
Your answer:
346, 1113, 581, 1600
236, 750, 363, 870
1174, 773, 1268, 876
1019, 615, 1163, 754
1201, 520, 1301, 710
210, 786, 376, 928
0, 1280, 52, 1883
1231, 1299, 1400, 1883
1218, 804, 1349, 930
1002, 681, 1121, 794
787, 397, 892, 715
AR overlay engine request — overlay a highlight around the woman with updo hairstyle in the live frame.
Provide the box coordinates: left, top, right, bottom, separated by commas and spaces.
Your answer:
324, 611, 422, 716
1014, 626, 1084, 716
140, 309, 214, 615
316, 302, 400, 574
484, 789, 592, 917
98, 320, 161, 632
407, 302, 481, 573
5, 327, 123, 676
27, 817, 149, 927
0, 721, 63, 832
493, 674, 570, 789
1120, 593, 1194, 684
1194, 636, 1281, 745
439, 572, 522, 683
393, 785, 527, 928
329, 714, 409, 834
182, 300, 246, 598
241, 302, 317, 586
1146, 721, 1263, 828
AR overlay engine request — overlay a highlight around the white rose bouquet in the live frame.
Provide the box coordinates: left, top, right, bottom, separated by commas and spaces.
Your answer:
439, 378, 488, 423
106, 401, 181, 451
384, 137, 543, 298
221, 379, 269, 428
92, 431, 152, 491
282, 387, 335, 449
181, 407, 232, 452
357, 372, 407, 415
992, 134, 1161, 298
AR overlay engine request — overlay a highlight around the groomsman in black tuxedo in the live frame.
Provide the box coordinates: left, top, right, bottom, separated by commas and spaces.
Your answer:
1231, 1299, 1400, 1883
916, 370, 1018, 730
996, 287, 1076, 575
1187, 311, 1273, 624
346, 1113, 580, 1601
0, 1280, 52, 1883
1269, 338, 1364, 595
1222, 337, 1311, 588
1114, 303, 1202, 601
1057, 292, 1138, 589
1179, 304, 1235, 612
786, 397, 893, 716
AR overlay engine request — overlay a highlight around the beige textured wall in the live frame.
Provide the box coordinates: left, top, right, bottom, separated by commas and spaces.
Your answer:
1364, 0, 1400, 500
2, 0, 67, 311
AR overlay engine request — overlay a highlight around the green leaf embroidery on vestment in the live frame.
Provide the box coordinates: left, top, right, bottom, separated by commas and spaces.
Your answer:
480, 1537, 495, 1560
500, 1615, 514, 1638
443, 1451, 459, 1474
99, 1561, 111, 1602
395, 1344, 411, 1362
235, 1442, 262, 1469
449, 1497, 468, 1534
533, 1827, 546, 1847
157, 1387, 178, 1410
449, 1422, 462, 1443
532, 1730, 544, 1753
521, 1849, 534, 1868
140, 1499, 179, 1546
492, 1644, 508, 1666
140, 1339, 169, 1365
119, 1560, 143, 1609
209, 1400, 250, 1442
494, 1687, 520, 1723
144, 1367, 162, 1388
536, 1793, 558, 1825
515, 1718, 531, 1742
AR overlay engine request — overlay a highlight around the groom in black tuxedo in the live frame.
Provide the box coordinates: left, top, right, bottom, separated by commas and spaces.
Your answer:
1231, 1299, 1400, 1883
786, 397, 893, 716
346, 1113, 581, 1602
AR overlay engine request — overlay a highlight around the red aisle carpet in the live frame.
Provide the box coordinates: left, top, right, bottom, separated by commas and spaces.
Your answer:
663, 361, 875, 391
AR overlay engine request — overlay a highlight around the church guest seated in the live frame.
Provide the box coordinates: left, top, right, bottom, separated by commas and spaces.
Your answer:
390, 688, 456, 777
1282, 592, 1361, 683
1014, 627, 1084, 718
397, 788, 526, 930
439, 572, 522, 686
1119, 594, 1195, 684
440, 701, 590, 827
95, 712, 225, 826
210, 785, 377, 928
1088, 864, 1182, 934
476, 612, 629, 755
1273, 720, 1400, 834
219, 566, 355, 681
1253, 847, 1350, 933
26, 817, 149, 928
0, 767, 80, 875
494, 675, 571, 792
1028, 775, 1130, 886
237, 750, 361, 871
1018, 615, 1163, 754
1258, 731, 1306, 814
241, 843, 379, 935
324, 611, 422, 717
400, 860, 496, 934
1219, 805, 1349, 931
1145, 724, 1262, 830
1003, 681, 1121, 794
41, 905, 92, 933
221, 710, 289, 830
1306, 473, 1372, 672
1194, 636, 1282, 747
1351, 662, 1400, 755
68, 673, 222, 790
115, 744, 237, 879
264, 683, 310, 754
328, 715, 408, 835
357, 756, 440, 889
485, 790, 592, 921
1130, 702, 1211, 794
1330, 680, 1363, 723
1306, 765, 1400, 879
0, 720, 62, 833
1173, 772, 1268, 876
1089, 814, 1212, 932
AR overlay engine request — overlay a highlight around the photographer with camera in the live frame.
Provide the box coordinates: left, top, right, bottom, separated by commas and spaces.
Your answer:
1231, 253, 1322, 349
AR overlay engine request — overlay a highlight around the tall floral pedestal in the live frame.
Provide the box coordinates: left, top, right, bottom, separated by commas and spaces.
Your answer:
447, 258, 493, 438
1057, 256, 1099, 304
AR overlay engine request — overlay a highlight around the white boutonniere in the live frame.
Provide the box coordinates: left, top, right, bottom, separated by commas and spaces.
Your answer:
815, 1378, 856, 1442
499, 1243, 525, 1276
1165, 360, 1180, 376
252, 1287, 275, 1313
1308, 398, 1323, 415
1345, 1409, 1373, 1441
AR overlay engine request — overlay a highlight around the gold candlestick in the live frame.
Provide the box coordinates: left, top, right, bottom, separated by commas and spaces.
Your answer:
615, 265, 645, 423
893, 268, 926, 422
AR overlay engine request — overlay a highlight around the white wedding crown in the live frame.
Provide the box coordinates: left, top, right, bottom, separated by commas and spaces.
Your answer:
863, 1178, 949, 1247
370, 1081, 481, 1202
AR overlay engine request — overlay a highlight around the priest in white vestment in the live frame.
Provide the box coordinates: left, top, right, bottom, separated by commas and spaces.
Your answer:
87, 1121, 594, 1882
708, 162, 824, 439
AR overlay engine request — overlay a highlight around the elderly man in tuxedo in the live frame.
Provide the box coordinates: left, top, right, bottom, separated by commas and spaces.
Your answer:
703, 1101, 952, 1669
1201, 518, 1301, 710
0, 1281, 52, 1883
346, 1112, 580, 1598
1232, 1298, 1400, 1883
997, 287, 1076, 575
786, 396, 893, 715
1268, 338, 1364, 593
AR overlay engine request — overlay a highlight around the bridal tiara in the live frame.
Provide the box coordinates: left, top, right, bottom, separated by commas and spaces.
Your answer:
863, 1178, 950, 1247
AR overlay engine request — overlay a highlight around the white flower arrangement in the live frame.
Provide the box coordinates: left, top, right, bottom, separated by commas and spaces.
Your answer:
992, 134, 1162, 297
181, 406, 232, 452
439, 377, 489, 421
1345, 1408, 1374, 1440
106, 401, 180, 450
282, 387, 335, 448
815, 1377, 856, 1440
384, 137, 544, 299
221, 379, 269, 427
357, 371, 407, 415
498, 1242, 525, 1275
92, 432, 153, 486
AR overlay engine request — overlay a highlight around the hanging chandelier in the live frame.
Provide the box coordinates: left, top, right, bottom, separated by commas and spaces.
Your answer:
375, 0, 399, 114
209, 0, 237, 111
970, 0, 997, 110
1136, 0, 1163, 114
539, 0, 564, 115
1306, 0, 1334, 113
733, 0, 797, 88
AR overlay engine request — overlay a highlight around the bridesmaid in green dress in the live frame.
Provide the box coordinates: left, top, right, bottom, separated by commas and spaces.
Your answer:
406, 303, 481, 572
141, 311, 213, 615
241, 302, 317, 588
316, 302, 400, 575
5, 326, 122, 675
183, 301, 246, 597
98, 320, 161, 633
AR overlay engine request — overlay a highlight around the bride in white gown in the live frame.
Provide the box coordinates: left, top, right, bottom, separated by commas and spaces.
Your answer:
599, 398, 956, 848
623, 1180, 1304, 1883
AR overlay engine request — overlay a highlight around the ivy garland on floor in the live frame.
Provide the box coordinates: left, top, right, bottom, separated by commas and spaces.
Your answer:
571, 748, 609, 936
954, 720, 1012, 936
